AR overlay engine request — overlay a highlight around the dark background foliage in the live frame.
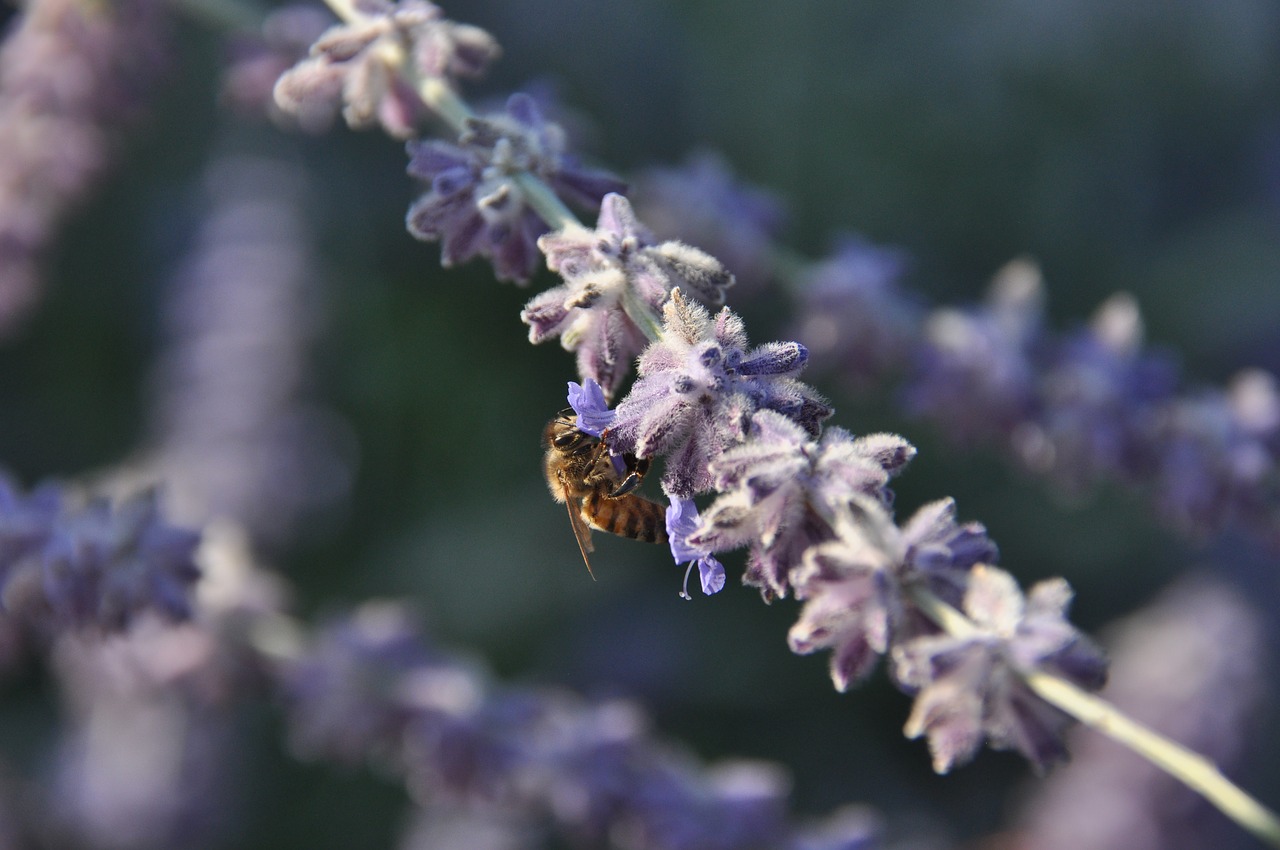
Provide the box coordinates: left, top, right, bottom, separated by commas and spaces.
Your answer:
1, 0, 1277, 846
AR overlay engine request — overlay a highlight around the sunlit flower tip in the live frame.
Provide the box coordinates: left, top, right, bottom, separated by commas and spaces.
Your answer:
273, 0, 500, 137
566, 379, 614, 436
893, 566, 1107, 773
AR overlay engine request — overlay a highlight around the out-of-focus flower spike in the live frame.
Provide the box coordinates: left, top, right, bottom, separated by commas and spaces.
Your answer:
0, 0, 171, 337
792, 234, 919, 389
0, 480, 201, 633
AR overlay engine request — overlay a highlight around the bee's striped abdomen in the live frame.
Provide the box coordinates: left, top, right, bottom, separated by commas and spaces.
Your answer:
582, 491, 669, 544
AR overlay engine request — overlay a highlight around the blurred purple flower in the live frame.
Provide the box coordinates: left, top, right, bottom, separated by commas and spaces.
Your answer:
1148, 369, 1280, 541
630, 150, 788, 293
0, 478, 201, 632
282, 603, 884, 850
221, 4, 332, 125
0, 0, 170, 336
43, 525, 288, 849
691, 410, 915, 600
407, 93, 626, 283
792, 234, 920, 388
524, 194, 732, 396
1012, 293, 1178, 493
608, 291, 830, 498
893, 566, 1107, 773
273, 0, 500, 137
902, 259, 1045, 445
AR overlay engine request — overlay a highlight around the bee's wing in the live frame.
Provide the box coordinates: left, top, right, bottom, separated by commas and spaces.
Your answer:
559, 470, 597, 580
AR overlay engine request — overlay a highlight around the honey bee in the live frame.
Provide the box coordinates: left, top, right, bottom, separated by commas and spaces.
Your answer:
543, 412, 668, 577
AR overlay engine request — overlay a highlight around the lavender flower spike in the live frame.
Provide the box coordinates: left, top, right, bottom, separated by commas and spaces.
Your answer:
665, 499, 726, 599
273, 0, 500, 138
407, 93, 625, 283
523, 193, 734, 397
692, 410, 915, 600
892, 565, 1107, 773
607, 290, 831, 498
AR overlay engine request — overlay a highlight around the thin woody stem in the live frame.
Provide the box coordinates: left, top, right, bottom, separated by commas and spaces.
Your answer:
907, 583, 1280, 848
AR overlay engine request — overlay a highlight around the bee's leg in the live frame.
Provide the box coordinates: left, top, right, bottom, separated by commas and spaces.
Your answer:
609, 471, 642, 497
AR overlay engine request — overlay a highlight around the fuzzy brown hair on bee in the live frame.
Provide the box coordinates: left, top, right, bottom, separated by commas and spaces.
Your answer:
542, 412, 668, 578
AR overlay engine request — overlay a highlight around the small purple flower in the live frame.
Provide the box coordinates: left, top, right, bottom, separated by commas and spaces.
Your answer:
892, 566, 1107, 773
786, 497, 998, 692
523, 194, 734, 397
691, 410, 915, 600
566, 379, 614, 437
1148, 369, 1280, 538
630, 150, 787, 293
273, 0, 500, 138
607, 290, 831, 499
407, 94, 626, 283
665, 499, 726, 599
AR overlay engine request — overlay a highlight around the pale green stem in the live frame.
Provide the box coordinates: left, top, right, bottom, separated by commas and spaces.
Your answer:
622, 285, 665, 344
907, 583, 1280, 848
514, 172, 580, 233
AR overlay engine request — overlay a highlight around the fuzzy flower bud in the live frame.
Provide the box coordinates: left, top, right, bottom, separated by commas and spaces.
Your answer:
523, 194, 734, 397
692, 410, 915, 600
607, 291, 831, 498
